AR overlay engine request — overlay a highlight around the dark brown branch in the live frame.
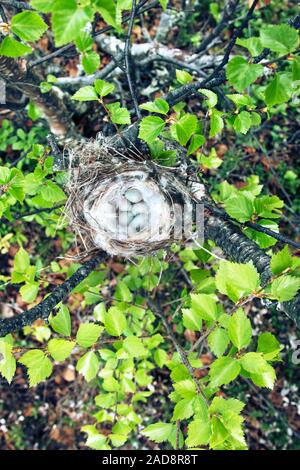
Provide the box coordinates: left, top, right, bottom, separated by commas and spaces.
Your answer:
0, 252, 106, 337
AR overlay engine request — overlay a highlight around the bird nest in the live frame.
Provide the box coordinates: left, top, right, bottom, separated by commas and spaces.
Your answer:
64, 136, 205, 258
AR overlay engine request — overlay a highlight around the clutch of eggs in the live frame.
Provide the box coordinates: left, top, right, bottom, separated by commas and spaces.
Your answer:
83, 170, 172, 254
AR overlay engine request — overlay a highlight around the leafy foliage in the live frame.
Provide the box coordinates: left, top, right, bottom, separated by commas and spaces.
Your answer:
0, 0, 299, 452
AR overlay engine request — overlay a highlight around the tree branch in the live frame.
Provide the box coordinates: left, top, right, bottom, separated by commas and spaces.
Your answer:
0, 0, 34, 11
0, 56, 75, 139
194, 0, 240, 54
124, 0, 141, 119
205, 215, 300, 327
204, 200, 300, 249
0, 252, 107, 337
28, 1, 159, 69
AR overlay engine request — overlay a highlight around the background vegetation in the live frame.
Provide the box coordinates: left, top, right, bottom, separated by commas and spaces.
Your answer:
0, 0, 299, 450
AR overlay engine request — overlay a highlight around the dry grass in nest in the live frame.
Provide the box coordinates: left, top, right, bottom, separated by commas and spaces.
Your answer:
64, 135, 205, 258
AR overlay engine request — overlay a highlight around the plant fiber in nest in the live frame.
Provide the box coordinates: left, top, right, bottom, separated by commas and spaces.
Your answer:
64, 137, 205, 258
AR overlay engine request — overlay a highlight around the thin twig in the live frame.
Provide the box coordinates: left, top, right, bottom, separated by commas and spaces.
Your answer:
194, 0, 240, 54
124, 0, 141, 119
148, 298, 209, 404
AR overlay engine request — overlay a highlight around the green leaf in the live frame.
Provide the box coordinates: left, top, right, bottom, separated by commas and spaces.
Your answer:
19, 350, 53, 386
76, 351, 100, 382
236, 37, 263, 56
20, 282, 39, 303
260, 25, 299, 55
209, 396, 245, 415
209, 357, 241, 388
11, 11, 48, 41
0, 166, 10, 184
245, 220, 278, 249
0, 337, 16, 384
208, 327, 230, 357
158, 0, 168, 10
141, 423, 174, 443
199, 88, 218, 108
123, 336, 147, 357
265, 73, 292, 107
182, 308, 202, 332
250, 363, 276, 389
40, 181, 66, 202
95, 0, 117, 29
76, 323, 102, 348
154, 349, 167, 367
82, 51, 100, 74
254, 194, 283, 218
210, 416, 229, 449
72, 86, 99, 101
199, 148, 222, 169
49, 305, 71, 336
233, 111, 252, 134
187, 134, 206, 155
82, 425, 107, 450
269, 275, 300, 302
257, 332, 281, 361
226, 56, 263, 92
172, 398, 195, 421
173, 379, 197, 399
250, 111, 261, 127
140, 98, 169, 115
190, 293, 218, 322
75, 30, 93, 52
14, 247, 30, 273
292, 56, 300, 81
115, 281, 133, 302
216, 261, 260, 302
52, 0, 92, 47
138, 116, 166, 143
48, 339, 75, 361
0, 353, 16, 384
186, 417, 211, 447
0, 36, 32, 57
176, 69, 193, 84
226, 93, 253, 108
104, 307, 127, 336
209, 109, 224, 137
239, 352, 269, 374
106, 102, 131, 124
30, 0, 55, 13
94, 79, 115, 97
270, 246, 293, 275
227, 308, 252, 350
171, 113, 197, 146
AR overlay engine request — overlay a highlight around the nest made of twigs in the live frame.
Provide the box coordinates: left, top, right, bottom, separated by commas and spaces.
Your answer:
64, 135, 205, 258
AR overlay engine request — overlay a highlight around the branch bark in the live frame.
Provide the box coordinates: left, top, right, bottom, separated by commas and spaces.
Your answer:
205, 215, 300, 327
0, 252, 106, 337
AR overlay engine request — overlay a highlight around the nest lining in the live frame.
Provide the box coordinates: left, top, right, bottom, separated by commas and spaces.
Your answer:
65, 137, 205, 257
